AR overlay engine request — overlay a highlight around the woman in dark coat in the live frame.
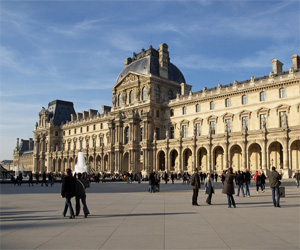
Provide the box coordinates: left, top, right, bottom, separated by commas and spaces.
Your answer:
222, 168, 236, 208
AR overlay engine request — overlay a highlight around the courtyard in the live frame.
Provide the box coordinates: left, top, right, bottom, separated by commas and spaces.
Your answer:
1, 179, 299, 249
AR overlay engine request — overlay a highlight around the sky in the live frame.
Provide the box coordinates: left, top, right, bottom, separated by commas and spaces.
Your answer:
0, 0, 299, 160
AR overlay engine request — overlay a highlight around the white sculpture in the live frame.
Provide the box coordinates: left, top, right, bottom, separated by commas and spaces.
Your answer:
74, 152, 88, 173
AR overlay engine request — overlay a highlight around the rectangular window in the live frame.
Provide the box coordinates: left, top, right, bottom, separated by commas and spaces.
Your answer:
279, 88, 285, 98
242, 95, 247, 105
156, 127, 160, 140
242, 116, 248, 129
225, 119, 231, 133
260, 91, 265, 102
210, 121, 215, 134
225, 98, 230, 107
156, 110, 159, 118
260, 114, 267, 129
196, 123, 201, 136
279, 111, 286, 127
170, 126, 174, 139
182, 107, 186, 115
196, 104, 200, 112
182, 125, 187, 138
210, 101, 214, 110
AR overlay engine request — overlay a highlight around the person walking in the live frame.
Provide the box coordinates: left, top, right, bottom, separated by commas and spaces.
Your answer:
236, 170, 245, 197
261, 171, 266, 192
61, 168, 76, 219
164, 171, 168, 184
244, 169, 251, 197
204, 172, 214, 205
222, 167, 236, 208
75, 173, 90, 218
171, 173, 175, 184
191, 168, 201, 206
41, 172, 47, 186
149, 170, 155, 193
28, 172, 34, 186
294, 170, 300, 188
256, 171, 262, 193
269, 166, 282, 208
17, 172, 23, 186
35, 172, 39, 184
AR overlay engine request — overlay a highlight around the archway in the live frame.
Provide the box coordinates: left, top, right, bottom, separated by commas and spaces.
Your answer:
290, 140, 300, 172
69, 157, 73, 171
230, 145, 242, 172
88, 156, 93, 172
170, 150, 178, 171
123, 152, 129, 173
269, 141, 283, 170
213, 146, 224, 172
158, 151, 165, 171
183, 148, 193, 172
63, 158, 67, 172
104, 155, 108, 172
197, 147, 207, 171
96, 155, 101, 172
57, 158, 61, 173
52, 159, 56, 172
248, 143, 261, 172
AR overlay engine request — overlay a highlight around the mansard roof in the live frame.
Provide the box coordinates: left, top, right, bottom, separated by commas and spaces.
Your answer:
116, 45, 185, 84
47, 100, 76, 126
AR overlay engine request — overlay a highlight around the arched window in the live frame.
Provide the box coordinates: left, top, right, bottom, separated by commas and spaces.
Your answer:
129, 90, 134, 104
242, 95, 247, 105
170, 109, 174, 117
168, 90, 173, 100
260, 91, 265, 102
118, 94, 122, 106
155, 86, 160, 102
225, 98, 230, 107
210, 101, 214, 110
124, 127, 129, 144
142, 87, 147, 101
279, 88, 285, 98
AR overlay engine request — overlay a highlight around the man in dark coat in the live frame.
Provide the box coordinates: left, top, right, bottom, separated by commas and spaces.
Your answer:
222, 168, 236, 208
61, 168, 76, 219
244, 168, 251, 197
75, 173, 90, 218
41, 172, 47, 186
236, 171, 245, 197
269, 166, 282, 207
149, 170, 155, 193
191, 168, 201, 206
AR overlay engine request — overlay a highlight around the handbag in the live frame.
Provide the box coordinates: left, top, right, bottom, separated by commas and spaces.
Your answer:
191, 180, 195, 186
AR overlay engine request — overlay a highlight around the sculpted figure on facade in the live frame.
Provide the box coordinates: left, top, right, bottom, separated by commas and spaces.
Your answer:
282, 113, 288, 129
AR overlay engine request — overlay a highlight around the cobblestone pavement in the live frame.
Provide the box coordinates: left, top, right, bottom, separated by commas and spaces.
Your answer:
1, 179, 299, 249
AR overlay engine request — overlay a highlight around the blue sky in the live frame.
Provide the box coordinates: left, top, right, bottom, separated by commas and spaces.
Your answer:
0, 0, 299, 160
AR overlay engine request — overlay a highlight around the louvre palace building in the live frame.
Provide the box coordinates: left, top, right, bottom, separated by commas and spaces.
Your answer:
13, 44, 300, 178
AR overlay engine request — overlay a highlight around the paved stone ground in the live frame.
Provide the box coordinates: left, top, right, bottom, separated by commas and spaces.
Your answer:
1, 179, 299, 250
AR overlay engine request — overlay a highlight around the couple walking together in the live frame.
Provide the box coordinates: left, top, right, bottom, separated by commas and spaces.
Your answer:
61, 168, 90, 219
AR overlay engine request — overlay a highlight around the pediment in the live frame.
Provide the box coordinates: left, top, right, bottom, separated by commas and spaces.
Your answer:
180, 119, 190, 126
275, 104, 291, 113
238, 110, 252, 119
192, 117, 203, 125
207, 115, 218, 123
222, 112, 234, 122
256, 107, 270, 117
112, 72, 147, 91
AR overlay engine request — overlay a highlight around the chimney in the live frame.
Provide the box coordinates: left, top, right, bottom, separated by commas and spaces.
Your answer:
16, 138, 19, 149
271, 59, 283, 74
291, 54, 300, 70
124, 57, 132, 67
29, 138, 33, 150
158, 43, 169, 78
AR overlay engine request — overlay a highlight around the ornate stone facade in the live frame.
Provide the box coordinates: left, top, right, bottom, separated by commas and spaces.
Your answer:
13, 44, 300, 178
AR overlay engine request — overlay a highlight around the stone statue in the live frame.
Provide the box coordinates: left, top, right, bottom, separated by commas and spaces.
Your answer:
166, 130, 169, 139
112, 95, 116, 107
136, 88, 140, 100
224, 122, 228, 133
35, 122, 38, 129
154, 131, 157, 140
242, 120, 247, 131
194, 125, 197, 136
282, 113, 288, 128
262, 116, 266, 129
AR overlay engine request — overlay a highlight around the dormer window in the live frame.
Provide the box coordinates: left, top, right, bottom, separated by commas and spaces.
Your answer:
142, 87, 147, 101
118, 94, 122, 107
129, 90, 134, 104
168, 90, 173, 100
155, 86, 160, 102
